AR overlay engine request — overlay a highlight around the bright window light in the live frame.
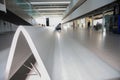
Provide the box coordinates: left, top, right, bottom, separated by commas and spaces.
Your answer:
35, 15, 62, 27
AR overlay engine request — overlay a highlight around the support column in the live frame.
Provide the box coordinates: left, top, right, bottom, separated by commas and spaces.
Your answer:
102, 12, 106, 32
92, 15, 94, 30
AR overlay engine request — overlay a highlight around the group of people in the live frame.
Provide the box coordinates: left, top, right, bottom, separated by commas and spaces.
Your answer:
39, 24, 45, 27
87, 21, 102, 31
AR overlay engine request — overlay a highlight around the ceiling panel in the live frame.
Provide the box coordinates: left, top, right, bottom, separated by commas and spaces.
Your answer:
33, 5, 67, 9
29, 0, 71, 2
13, 0, 71, 17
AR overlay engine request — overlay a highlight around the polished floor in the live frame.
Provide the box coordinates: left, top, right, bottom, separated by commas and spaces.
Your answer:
0, 27, 120, 80
51, 27, 120, 80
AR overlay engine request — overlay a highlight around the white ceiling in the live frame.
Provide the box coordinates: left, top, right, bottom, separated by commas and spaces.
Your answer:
23, 0, 71, 17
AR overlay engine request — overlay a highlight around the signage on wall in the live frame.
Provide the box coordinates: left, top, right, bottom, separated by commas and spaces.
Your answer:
0, 0, 6, 12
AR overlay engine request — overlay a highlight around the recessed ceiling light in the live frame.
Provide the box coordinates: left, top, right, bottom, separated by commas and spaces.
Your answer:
30, 1, 71, 5
25, 8, 67, 11
35, 8, 67, 11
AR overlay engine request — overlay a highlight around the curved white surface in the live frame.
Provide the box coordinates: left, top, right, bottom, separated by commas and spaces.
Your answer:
5, 26, 52, 80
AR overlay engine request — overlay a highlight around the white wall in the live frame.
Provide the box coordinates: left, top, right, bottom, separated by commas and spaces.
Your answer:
63, 0, 115, 22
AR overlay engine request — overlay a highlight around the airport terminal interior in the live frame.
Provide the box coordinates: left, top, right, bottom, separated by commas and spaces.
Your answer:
0, 0, 120, 80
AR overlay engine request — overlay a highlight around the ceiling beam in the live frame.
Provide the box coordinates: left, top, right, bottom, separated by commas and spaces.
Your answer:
30, 1, 71, 5
33, 5, 67, 8
34, 8, 67, 11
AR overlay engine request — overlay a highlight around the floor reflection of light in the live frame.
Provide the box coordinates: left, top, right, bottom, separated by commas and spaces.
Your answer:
97, 30, 106, 48
57, 32, 60, 40
103, 31, 106, 38
46, 26, 55, 31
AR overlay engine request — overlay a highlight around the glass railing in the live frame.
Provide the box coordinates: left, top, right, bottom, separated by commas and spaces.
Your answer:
13, 0, 36, 16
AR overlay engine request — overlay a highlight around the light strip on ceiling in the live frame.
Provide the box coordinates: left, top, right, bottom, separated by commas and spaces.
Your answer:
31, 12, 64, 14
30, 1, 71, 5
40, 13, 63, 15
35, 8, 66, 11
34, 6, 67, 8
25, 8, 67, 11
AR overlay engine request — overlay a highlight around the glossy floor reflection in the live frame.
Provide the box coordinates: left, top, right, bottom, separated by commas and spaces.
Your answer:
52, 28, 120, 80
